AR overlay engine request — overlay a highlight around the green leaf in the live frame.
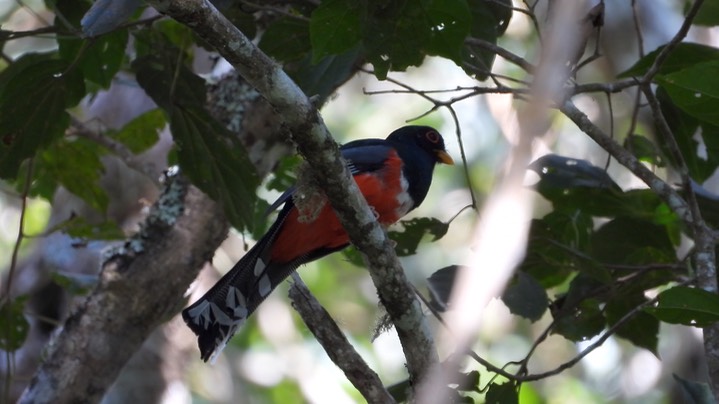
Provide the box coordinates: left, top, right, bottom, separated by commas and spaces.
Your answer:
426, 265, 462, 311
501, 272, 548, 322
552, 298, 605, 341
259, 18, 311, 63
421, 0, 472, 63
618, 42, 719, 77
462, 0, 512, 80
389, 217, 448, 256
645, 286, 719, 327
266, 155, 302, 192
58, 29, 129, 89
605, 294, 659, 354
310, 0, 362, 62
169, 105, 259, 229
589, 217, 674, 265
656, 60, 719, 126
289, 47, 363, 101
0, 54, 86, 179
112, 108, 165, 153
657, 87, 719, 183
551, 274, 607, 341
132, 36, 260, 230
60, 216, 125, 240
37, 139, 109, 212
624, 134, 666, 166
0, 297, 29, 352
485, 382, 518, 404
362, 0, 472, 79
691, 0, 719, 26
51, 271, 98, 295
673, 374, 715, 404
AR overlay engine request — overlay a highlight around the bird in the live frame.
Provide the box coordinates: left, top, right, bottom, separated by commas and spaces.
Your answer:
182, 125, 454, 362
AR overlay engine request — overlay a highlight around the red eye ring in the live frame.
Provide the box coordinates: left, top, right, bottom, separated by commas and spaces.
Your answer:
425, 130, 440, 143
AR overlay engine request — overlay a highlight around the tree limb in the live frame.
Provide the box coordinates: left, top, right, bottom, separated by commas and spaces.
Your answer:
19, 175, 229, 403
145, 0, 438, 384
288, 273, 395, 404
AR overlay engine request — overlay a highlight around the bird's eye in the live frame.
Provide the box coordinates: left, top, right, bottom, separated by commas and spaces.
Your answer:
425, 130, 440, 143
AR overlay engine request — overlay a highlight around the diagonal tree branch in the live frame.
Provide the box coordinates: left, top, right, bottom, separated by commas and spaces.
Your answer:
288, 273, 395, 404
145, 0, 438, 384
19, 175, 229, 404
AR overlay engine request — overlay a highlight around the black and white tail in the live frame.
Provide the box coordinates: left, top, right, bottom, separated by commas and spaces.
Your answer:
182, 206, 294, 362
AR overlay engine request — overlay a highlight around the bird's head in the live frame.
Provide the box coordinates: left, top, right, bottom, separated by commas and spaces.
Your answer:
387, 126, 455, 165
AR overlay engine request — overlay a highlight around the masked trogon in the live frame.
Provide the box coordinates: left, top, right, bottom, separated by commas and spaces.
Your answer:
182, 125, 454, 362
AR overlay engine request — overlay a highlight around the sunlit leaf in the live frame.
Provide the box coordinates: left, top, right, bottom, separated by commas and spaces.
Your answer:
112, 108, 165, 153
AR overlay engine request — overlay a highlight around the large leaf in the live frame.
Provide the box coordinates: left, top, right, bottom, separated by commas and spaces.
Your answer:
259, 17, 311, 63
289, 47, 363, 101
656, 60, 719, 127
427, 264, 462, 311
485, 382, 518, 404
691, 0, 719, 26
362, 0, 471, 78
529, 155, 671, 222
618, 42, 719, 78
605, 293, 659, 354
656, 87, 719, 183
462, 0, 512, 80
553, 297, 605, 342
132, 35, 259, 230
59, 29, 129, 89
0, 54, 85, 179
389, 217, 448, 256
645, 286, 719, 327
551, 275, 607, 341
169, 105, 260, 228
501, 272, 548, 322
310, 0, 362, 61
589, 217, 674, 265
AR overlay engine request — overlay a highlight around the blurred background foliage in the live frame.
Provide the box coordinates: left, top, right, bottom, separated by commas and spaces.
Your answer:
2, 0, 719, 403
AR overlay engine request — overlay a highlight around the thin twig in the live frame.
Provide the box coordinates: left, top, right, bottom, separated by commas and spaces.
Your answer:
2, 157, 33, 404
631, 0, 645, 58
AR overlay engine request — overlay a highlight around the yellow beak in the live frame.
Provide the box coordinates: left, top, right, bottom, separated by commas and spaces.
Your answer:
435, 150, 455, 165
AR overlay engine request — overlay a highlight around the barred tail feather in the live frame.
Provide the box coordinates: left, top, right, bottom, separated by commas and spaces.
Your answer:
182, 204, 294, 362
